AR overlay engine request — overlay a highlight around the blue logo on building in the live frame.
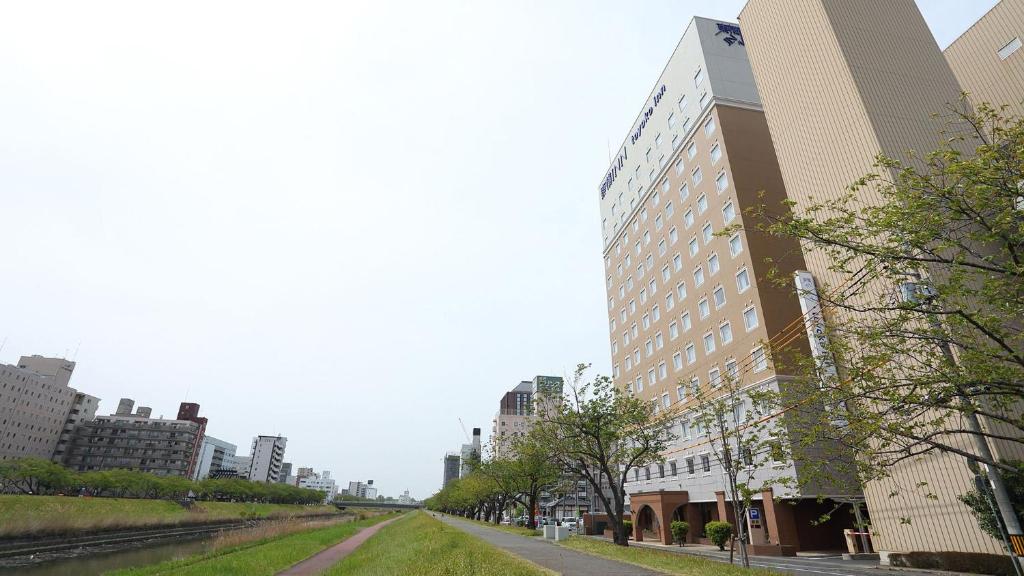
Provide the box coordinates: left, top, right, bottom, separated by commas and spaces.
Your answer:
715, 23, 744, 46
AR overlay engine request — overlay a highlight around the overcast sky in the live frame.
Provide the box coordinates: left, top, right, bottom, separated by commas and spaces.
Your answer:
0, 0, 995, 499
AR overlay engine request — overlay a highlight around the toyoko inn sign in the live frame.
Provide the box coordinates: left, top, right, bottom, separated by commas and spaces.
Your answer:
600, 84, 667, 199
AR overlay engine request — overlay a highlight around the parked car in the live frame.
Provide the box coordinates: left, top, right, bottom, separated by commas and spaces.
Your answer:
560, 517, 579, 531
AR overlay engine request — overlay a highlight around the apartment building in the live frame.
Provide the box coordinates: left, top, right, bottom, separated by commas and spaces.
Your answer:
945, 0, 1024, 116
0, 356, 93, 462
246, 435, 287, 483
597, 16, 859, 551
347, 480, 377, 499
298, 469, 337, 503
488, 376, 605, 516
278, 462, 293, 484
64, 400, 206, 476
491, 381, 534, 457
442, 453, 460, 488
52, 391, 100, 463
739, 0, 1024, 559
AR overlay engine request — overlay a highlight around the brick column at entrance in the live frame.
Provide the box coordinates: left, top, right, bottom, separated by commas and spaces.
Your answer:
760, 488, 799, 547
686, 503, 701, 543
715, 491, 728, 523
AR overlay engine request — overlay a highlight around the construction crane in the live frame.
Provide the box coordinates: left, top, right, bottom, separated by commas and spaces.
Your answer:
457, 418, 470, 443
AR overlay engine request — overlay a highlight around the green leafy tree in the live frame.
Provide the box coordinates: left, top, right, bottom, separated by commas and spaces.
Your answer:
959, 460, 1024, 541
480, 428, 561, 529
0, 458, 73, 494
533, 364, 676, 546
688, 373, 793, 567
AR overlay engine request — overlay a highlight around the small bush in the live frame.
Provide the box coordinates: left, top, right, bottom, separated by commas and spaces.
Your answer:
889, 551, 1015, 576
704, 521, 732, 551
622, 520, 633, 537
670, 520, 689, 546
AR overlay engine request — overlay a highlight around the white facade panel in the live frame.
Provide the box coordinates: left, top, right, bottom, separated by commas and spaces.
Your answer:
598, 17, 760, 248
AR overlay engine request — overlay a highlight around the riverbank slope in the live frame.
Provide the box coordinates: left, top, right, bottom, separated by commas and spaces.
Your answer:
0, 495, 341, 537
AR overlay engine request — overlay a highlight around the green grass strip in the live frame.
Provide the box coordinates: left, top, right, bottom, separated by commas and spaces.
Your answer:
0, 494, 338, 537
108, 513, 396, 576
456, 515, 541, 537
559, 536, 785, 576
324, 511, 552, 576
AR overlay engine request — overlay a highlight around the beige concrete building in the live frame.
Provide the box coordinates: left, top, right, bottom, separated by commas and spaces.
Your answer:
0, 355, 90, 462
945, 0, 1024, 116
52, 391, 100, 463
598, 16, 859, 551
490, 381, 533, 458
739, 0, 1024, 558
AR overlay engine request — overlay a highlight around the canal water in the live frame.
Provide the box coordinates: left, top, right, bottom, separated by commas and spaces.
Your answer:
0, 534, 216, 576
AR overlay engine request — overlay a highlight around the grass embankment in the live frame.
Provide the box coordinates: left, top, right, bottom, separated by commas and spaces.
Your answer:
0, 494, 339, 537
459, 515, 541, 537
560, 536, 785, 576
325, 511, 553, 576
108, 513, 396, 576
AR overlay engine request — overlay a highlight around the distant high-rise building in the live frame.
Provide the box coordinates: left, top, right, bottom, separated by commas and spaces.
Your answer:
65, 400, 205, 476
278, 462, 293, 484
442, 453, 460, 488
246, 435, 287, 482
460, 427, 481, 477
295, 466, 314, 486
299, 469, 337, 503
234, 456, 253, 478
0, 355, 96, 462
347, 480, 377, 499
491, 381, 534, 457
52, 391, 99, 463
176, 403, 208, 479
192, 435, 237, 480
490, 377, 561, 457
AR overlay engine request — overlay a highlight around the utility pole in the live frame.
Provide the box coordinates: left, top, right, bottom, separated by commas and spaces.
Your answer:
903, 277, 1023, 573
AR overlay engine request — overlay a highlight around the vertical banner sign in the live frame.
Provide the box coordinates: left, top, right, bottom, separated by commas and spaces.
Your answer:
793, 271, 846, 423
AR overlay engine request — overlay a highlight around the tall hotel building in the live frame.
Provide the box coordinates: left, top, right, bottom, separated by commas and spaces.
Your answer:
597, 17, 857, 551
739, 0, 1024, 560
945, 0, 1024, 116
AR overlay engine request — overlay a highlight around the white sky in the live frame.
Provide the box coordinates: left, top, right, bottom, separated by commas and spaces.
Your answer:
0, 0, 996, 499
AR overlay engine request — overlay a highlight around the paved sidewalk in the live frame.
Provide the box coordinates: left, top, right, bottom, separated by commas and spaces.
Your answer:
277, 517, 399, 575
438, 515, 664, 576
582, 535, 957, 576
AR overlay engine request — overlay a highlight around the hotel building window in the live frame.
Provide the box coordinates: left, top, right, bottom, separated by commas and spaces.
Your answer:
736, 268, 750, 293
743, 306, 759, 331
722, 201, 735, 224
729, 234, 743, 257
719, 321, 733, 344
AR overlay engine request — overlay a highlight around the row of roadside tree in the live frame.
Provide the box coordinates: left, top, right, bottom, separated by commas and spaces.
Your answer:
0, 457, 327, 504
